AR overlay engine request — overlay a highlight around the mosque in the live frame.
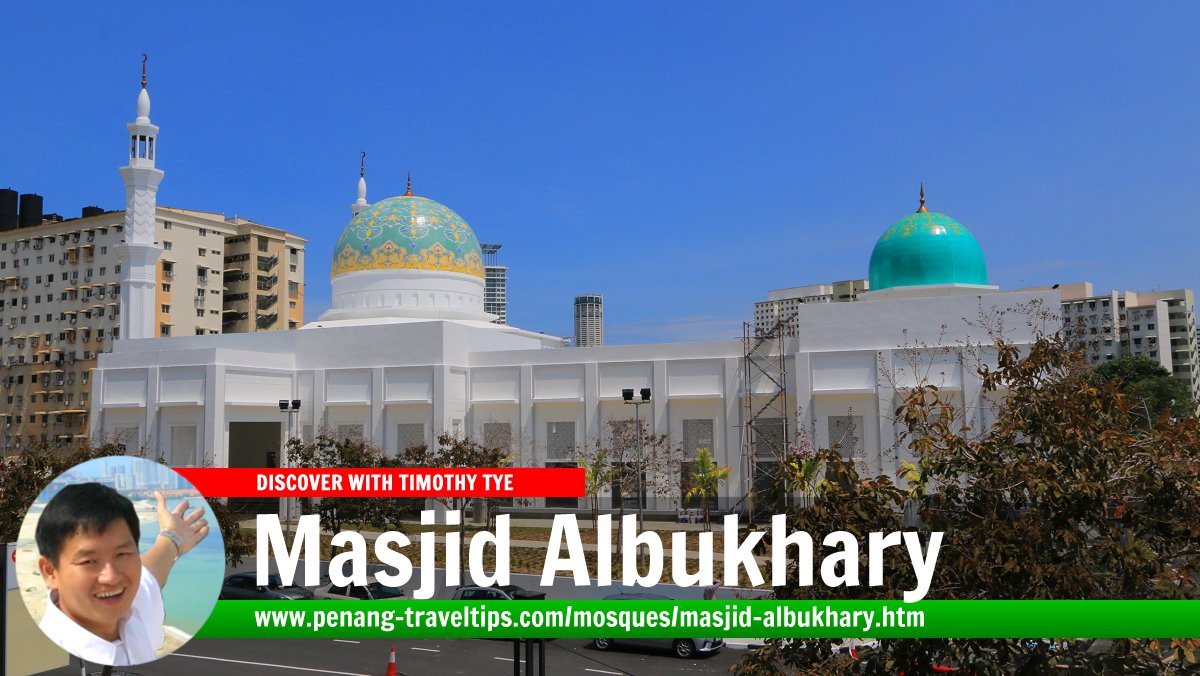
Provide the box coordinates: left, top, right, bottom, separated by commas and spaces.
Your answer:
91, 74, 1057, 513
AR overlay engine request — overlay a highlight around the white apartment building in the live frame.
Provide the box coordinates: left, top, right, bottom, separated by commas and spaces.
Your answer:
1035, 282, 1198, 414
753, 279, 868, 335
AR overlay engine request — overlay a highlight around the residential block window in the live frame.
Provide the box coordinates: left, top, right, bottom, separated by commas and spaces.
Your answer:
163, 241, 172, 250
161, 304, 170, 313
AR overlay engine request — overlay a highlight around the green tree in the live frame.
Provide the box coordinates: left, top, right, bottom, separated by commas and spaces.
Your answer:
683, 447, 729, 531
398, 433, 510, 580
736, 330, 1200, 674
1094, 355, 1194, 420
576, 444, 618, 530
286, 432, 396, 533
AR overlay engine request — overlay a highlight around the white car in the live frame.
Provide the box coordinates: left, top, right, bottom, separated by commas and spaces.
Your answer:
314, 581, 406, 601
592, 593, 723, 659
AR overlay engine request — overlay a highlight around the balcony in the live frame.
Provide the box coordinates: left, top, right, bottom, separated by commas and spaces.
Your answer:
256, 294, 278, 310
256, 255, 278, 272
255, 312, 277, 329
256, 275, 277, 291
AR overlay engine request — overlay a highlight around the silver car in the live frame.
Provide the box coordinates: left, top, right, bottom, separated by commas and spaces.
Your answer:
592, 593, 724, 659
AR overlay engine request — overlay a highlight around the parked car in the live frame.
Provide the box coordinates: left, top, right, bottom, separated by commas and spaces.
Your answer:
314, 580, 406, 601
452, 584, 547, 601
592, 593, 723, 659
220, 572, 314, 600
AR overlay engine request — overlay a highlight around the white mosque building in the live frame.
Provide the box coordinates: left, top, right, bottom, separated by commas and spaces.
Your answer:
91, 75, 1058, 512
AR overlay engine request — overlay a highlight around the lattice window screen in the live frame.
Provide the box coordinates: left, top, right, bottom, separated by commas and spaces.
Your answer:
828, 415, 864, 460
683, 418, 714, 453
397, 423, 426, 452
546, 421, 576, 461
483, 422, 512, 450
169, 426, 197, 467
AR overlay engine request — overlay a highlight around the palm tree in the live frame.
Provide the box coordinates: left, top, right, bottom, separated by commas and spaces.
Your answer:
684, 447, 729, 531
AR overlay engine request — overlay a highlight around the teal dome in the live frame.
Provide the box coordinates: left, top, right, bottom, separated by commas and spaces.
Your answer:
332, 194, 483, 279
868, 209, 988, 291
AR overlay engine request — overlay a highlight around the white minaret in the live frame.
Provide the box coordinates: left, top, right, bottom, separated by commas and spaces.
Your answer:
351, 151, 368, 216
116, 55, 165, 341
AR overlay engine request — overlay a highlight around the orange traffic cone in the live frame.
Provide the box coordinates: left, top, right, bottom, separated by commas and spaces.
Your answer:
385, 644, 396, 676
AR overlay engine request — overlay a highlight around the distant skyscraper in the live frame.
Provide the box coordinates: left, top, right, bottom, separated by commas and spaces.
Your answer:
482, 243, 507, 325
574, 294, 604, 347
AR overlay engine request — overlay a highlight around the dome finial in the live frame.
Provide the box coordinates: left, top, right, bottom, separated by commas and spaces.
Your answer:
916, 182, 928, 213
141, 53, 147, 89
354, 152, 368, 209
404, 173, 413, 196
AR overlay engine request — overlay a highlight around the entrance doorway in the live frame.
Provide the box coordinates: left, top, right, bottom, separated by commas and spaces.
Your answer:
228, 421, 281, 514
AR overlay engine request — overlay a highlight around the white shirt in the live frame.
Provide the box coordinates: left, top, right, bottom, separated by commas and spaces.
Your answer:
39, 564, 166, 666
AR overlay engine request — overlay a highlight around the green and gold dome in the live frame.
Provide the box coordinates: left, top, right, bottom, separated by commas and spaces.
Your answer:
868, 188, 988, 291
331, 191, 483, 279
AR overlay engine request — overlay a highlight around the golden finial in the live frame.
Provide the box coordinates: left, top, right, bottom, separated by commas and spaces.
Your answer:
141, 54, 148, 89
404, 173, 413, 196
916, 182, 928, 213
360, 151, 366, 178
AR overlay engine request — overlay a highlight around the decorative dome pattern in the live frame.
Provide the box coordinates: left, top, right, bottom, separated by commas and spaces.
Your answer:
868, 211, 988, 290
331, 195, 483, 278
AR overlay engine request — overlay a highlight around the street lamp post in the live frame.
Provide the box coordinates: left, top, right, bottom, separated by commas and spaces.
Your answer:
279, 399, 301, 532
622, 388, 651, 537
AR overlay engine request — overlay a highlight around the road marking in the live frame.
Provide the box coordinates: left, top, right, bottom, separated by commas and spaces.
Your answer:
585, 670, 622, 675
333, 640, 360, 644
170, 653, 369, 675
410, 647, 440, 652
494, 657, 518, 662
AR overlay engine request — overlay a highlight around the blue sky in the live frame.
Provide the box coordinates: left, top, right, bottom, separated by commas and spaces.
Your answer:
3, 3, 1197, 343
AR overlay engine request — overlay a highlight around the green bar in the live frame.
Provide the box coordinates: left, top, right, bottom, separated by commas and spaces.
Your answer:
195, 600, 1200, 639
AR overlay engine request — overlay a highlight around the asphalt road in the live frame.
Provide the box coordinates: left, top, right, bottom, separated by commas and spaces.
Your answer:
39, 636, 742, 675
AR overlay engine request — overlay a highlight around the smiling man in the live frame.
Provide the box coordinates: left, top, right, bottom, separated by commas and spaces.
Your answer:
35, 482, 209, 666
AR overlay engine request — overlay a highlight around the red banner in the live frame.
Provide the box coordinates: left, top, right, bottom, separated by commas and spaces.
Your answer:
175, 467, 584, 498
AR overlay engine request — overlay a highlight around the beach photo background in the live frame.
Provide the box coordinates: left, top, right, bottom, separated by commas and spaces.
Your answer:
14, 456, 226, 657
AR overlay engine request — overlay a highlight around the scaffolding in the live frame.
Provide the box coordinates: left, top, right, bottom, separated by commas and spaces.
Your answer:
741, 312, 796, 522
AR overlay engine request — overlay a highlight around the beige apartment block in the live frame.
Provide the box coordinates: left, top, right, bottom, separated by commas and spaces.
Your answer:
1, 208, 305, 449
221, 219, 306, 332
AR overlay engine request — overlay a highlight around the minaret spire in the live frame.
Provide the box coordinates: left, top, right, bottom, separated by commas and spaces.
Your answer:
404, 173, 413, 196
916, 182, 928, 213
117, 54, 165, 341
351, 151, 369, 216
